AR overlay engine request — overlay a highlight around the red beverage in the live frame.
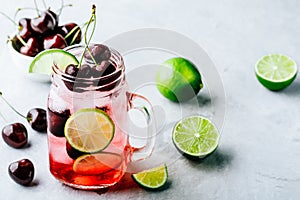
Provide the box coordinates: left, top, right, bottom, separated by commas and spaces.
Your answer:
47, 44, 155, 190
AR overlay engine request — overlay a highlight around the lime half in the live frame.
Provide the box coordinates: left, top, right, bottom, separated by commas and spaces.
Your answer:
64, 108, 115, 153
29, 49, 79, 74
156, 57, 203, 102
255, 54, 297, 90
132, 164, 168, 190
172, 116, 219, 158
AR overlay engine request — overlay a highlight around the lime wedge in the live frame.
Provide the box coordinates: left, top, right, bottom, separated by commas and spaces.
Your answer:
132, 164, 168, 190
73, 153, 122, 175
255, 54, 297, 90
64, 108, 115, 153
172, 116, 219, 158
29, 49, 79, 74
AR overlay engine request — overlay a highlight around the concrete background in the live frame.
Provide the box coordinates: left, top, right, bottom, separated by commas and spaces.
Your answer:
0, 0, 300, 199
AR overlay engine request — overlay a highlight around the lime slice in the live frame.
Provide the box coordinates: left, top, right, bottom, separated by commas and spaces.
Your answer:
172, 116, 219, 158
156, 57, 203, 102
255, 54, 297, 90
73, 152, 122, 175
29, 49, 79, 74
64, 108, 115, 153
132, 164, 168, 190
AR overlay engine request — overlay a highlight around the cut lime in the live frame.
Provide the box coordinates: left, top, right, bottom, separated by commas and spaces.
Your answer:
255, 54, 297, 90
29, 49, 79, 74
156, 57, 203, 102
172, 116, 219, 158
132, 164, 168, 190
73, 152, 122, 175
64, 108, 115, 153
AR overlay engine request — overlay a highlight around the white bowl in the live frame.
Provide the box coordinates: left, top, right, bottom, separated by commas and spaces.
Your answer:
7, 35, 51, 82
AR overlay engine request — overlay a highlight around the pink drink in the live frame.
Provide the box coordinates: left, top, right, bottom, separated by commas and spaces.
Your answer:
47, 44, 155, 190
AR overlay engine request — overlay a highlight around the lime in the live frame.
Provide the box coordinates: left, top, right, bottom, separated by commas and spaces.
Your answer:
29, 49, 79, 74
255, 54, 297, 90
73, 152, 122, 175
132, 164, 168, 190
64, 108, 114, 153
156, 57, 203, 102
172, 116, 219, 158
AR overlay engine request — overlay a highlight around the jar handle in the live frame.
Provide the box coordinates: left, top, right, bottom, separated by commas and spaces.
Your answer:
127, 92, 156, 161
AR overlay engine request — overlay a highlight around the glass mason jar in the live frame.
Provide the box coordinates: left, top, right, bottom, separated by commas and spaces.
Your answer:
47, 44, 155, 190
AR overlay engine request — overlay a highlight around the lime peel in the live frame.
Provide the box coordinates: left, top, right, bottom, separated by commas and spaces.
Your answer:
132, 163, 168, 190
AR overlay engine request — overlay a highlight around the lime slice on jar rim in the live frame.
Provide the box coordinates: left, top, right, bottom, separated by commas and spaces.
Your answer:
172, 115, 219, 158
64, 108, 115, 153
255, 53, 297, 91
132, 163, 168, 190
29, 49, 79, 75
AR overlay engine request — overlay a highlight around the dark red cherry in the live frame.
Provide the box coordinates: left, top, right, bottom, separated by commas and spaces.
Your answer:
66, 142, 84, 159
18, 18, 34, 41
77, 64, 92, 78
30, 10, 56, 34
2, 123, 28, 148
84, 44, 111, 64
63, 64, 79, 91
20, 37, 42, 57
59, 23, 82, 45
47, 108, 70, 137
47, 9, 59, 28
65, 64, 79, 77
43, 34, 67, 49
8, 159, 34, 186
27, 108, 47, 133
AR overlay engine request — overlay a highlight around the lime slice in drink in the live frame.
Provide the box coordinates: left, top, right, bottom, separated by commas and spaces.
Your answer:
73, 152, 122, 175
255, 54, 297, 90
132, 164, 168, 190
64, 108, 115, 153
29, 49, 79, 74
156, 57, 203, 102
172, 116, 219, 158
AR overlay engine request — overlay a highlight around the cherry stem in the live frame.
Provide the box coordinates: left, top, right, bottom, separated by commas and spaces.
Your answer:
79, 5, 97, 66
57, 0, 72, 16
33, 0, 40, 16
42, 0, 47, 9
14, 7, 42, 22
0, 11, 17, 26
15, 35, 27, 46
0, 92, 29, 120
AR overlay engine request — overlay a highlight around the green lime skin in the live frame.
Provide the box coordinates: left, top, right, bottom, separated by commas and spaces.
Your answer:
256, 73, 297, 91
156, 57, 203, 102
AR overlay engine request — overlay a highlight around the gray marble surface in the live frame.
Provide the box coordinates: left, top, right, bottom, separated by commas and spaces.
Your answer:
1, 0, 300, 199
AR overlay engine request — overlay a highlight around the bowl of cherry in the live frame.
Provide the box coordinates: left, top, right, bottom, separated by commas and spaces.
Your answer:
7, 7, 82, 82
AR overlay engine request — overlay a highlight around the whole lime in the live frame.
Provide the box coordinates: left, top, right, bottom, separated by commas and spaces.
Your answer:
155, 57, 203, 102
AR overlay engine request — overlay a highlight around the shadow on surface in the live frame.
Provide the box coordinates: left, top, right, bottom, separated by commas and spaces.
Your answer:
281, 79, 300, 95
187, 149, 233, 172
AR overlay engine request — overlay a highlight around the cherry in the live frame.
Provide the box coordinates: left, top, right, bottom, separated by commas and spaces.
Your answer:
30, 10, 56, 34
18, 18, 34, 41
47, 108, 70, 137
20, 37, 42, 57
63, 64, 79, 91
2, 123, 28, 148
8, 158, 34, 186
84, 44, 111, 64
59, 23, 82, 45
43, 34, 67, 50
48, 9, 59, 28
77, 64, 93, 78
27, 108, 47, 133
66, 142, 84, 159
